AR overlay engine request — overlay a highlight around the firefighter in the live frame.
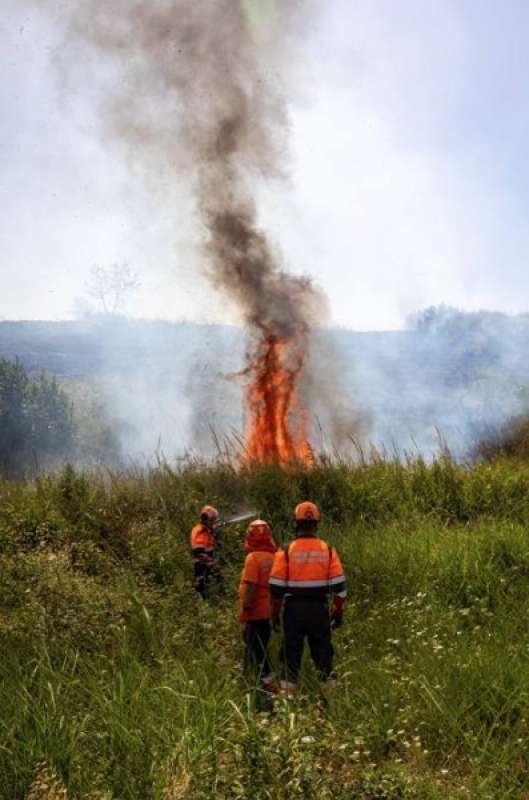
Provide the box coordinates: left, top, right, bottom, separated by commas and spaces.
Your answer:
190, 505, 221, 598
239, 519, 277, 693
269, 501, 346, 694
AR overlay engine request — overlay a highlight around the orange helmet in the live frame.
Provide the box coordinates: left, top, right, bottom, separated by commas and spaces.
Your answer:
294, 501, 321, 522
244, 519, 276, 552
200, 505, 219, 524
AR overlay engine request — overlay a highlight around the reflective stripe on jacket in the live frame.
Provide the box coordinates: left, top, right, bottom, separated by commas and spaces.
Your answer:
269, 536, 347, 599
190, 524, 215, 560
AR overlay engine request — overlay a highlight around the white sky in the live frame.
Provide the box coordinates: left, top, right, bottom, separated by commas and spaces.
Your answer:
2, 0, 529, 329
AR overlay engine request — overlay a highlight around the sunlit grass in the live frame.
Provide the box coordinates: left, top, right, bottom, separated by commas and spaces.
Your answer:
2, 458, 529, 797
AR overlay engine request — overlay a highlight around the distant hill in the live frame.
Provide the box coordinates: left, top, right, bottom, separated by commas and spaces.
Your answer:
0, 319, 224, 379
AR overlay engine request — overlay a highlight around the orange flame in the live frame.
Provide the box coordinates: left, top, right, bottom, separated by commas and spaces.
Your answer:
244, 333, 313, 465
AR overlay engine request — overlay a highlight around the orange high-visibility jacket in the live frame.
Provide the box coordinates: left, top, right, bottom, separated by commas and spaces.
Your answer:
269, 536, 346, 600
190, 524, 215, 561
239, 551, 275, 622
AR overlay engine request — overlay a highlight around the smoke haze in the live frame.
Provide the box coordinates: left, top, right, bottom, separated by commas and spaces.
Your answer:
8, 2, 529, 462
4, 311, 528, 464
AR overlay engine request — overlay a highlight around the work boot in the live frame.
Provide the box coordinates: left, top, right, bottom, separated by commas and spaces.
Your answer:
278, 680, 297, 698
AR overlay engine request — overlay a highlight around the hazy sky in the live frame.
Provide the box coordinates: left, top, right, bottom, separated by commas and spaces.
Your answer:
2, 0, 529, 329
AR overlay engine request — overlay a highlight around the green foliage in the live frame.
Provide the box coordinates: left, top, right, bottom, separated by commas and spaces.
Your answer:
0, 359, 74, 477
66, 382, 123, 467
0, 360, 123, 479
4, 459, 529, 797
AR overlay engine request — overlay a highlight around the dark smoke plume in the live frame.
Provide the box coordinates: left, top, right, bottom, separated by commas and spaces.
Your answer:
34, 0, 367, 457
50, 0, 323, 336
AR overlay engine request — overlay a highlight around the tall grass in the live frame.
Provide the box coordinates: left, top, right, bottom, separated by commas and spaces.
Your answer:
3, 458, 529, 797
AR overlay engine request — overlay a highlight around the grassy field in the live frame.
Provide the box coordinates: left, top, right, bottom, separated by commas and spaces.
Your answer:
3, 458, 529, 798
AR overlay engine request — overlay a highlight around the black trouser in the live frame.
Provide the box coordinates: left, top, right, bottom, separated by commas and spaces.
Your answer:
243, 619, 272, 679
193, 560, 223, 598
282, 598, 333, 684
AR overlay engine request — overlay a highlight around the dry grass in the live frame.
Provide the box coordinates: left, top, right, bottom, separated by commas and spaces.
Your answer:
25, 763, 68, 800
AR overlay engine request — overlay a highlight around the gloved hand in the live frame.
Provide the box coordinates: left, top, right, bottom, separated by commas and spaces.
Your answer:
272, 614, 281, 633
330, 610, 343, 629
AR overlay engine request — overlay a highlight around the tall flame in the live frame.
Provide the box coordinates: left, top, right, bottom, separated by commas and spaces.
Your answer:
245, 332, 314, 465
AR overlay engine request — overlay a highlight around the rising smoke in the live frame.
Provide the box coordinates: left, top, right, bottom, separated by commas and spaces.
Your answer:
32, 0, 366, 461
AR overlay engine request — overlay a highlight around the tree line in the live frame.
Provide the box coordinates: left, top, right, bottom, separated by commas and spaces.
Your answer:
0, 358, 120, 477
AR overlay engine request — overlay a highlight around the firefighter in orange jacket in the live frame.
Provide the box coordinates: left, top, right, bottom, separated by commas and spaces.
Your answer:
269, 501, 346, 693
190, 505, 221, 598
239, 519, 277, 692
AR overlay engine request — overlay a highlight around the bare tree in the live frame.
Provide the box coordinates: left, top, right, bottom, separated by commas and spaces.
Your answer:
85, 264, 140, 316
